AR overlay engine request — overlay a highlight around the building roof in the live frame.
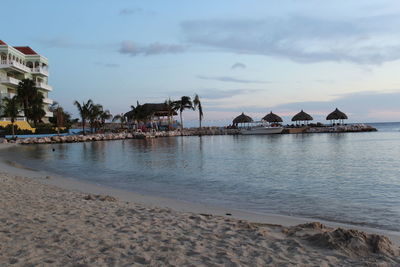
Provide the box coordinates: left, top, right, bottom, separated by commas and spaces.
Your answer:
0, 40, 7, 45
233, 113, 253, 124
291, 110, 313, 121
326, 108, 348, 120
13, 46, 38, 55
262, 111, 283, 123
125, 103, 177, 119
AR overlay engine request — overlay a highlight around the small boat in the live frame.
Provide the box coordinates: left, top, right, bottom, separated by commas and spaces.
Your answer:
239, 122, 283, 135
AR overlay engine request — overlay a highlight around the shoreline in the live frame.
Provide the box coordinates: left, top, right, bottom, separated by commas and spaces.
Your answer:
1, 143, 399, 265
1, 143, 399, 246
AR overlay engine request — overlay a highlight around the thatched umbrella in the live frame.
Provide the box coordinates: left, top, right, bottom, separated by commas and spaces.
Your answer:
233, 112, 253, 126
326, 108, 348, 125
262, 111, 283, 123
291, 110, 313, 125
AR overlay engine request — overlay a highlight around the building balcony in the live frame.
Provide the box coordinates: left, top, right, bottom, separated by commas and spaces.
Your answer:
45, 111, 53, 117
43, 98, 53, 105
0, 60, 31, 73
35, 82, 53, 91
0, 76, 21, 87
31, 66, 49, 76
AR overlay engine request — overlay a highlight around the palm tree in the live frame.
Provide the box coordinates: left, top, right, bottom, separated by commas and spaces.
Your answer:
112, 114, 127, 130
29, 91, 45, 126
2, 96, 20, 138
16, 79, 36, 118
99, 110, 112, 131
173, 96, 193, 131
88, 104, 103, 133
164, 98, 177, 130
73, 99, 93, 135
193, 94, 203, 129
16, 79, 45, 124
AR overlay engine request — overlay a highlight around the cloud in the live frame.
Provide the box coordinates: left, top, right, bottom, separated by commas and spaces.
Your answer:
38, 37, 86, 48
199, 88, 261, 99
272, 91, 400, 112
37, 37, 107, 50
197, 75, 269, 84
231, 62, 246, 69
94, 62, 120, 68
165, 88, 261, 100
119, 8, 154, 16
119, 41, 186, 56
181, 15, 400, 64
119, 8, 143, 16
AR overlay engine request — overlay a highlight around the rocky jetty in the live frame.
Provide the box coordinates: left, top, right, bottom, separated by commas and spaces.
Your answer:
1, 127, 239, 145
305, 124, 377, 133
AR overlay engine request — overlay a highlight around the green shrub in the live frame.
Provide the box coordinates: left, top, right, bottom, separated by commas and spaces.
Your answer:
35, 123, 68, 134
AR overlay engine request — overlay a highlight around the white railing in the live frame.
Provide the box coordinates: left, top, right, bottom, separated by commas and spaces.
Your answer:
35, 82, 53, 91
43, 98, 53, 104
32, 66, 49, 76
0, 60, 31, 73
0, 76, 21, 86
0, 117, 26, 122
45, 111, 53, 117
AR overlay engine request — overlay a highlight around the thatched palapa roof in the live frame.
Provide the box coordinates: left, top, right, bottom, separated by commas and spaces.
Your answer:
326, 108, 348, 120
262, 111, 283, 123
125, 103, 177, 118
291, 110, 313, 122
233, 113, 253, 124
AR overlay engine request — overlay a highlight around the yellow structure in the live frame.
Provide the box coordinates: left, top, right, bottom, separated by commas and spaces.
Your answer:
0, 120, 36, 132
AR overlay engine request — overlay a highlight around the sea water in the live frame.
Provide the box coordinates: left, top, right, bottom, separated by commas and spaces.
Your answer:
1, 122, 400, 231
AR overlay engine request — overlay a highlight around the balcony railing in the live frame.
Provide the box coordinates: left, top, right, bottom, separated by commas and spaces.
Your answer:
43, 98, 53, 105
32, 66, 49, 76
45, 111, 53, 117
0, 60, 31, 73
35, 82, 53, 91
0, 117, 27, 122
0, 76, 21, 86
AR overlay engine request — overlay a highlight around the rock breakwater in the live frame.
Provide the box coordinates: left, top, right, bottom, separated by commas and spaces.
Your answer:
1, 127, 238, 145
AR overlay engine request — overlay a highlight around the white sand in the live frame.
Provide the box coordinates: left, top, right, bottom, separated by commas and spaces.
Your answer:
0, 144, 399, 266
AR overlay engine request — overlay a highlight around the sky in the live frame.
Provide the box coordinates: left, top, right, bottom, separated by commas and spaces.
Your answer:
3, 0, 400, 126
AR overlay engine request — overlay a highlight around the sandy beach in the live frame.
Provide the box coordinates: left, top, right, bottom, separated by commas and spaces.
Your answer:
0, 144, 399, 266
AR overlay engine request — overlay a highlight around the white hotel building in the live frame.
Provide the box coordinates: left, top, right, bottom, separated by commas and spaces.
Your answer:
0, 40, 53, 121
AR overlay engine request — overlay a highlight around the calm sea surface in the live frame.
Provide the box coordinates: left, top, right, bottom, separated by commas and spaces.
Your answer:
1, 122, 400, 231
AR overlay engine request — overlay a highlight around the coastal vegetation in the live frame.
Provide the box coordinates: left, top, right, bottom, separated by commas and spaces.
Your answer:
172, 96, 194, 131
73, 99, 93, 134
1, 96, 20, 138
193, 94, 203, 129
164, 98, 176, 129
16, 79, 45, 126
112, 113, 127, 130
49, 102, 73, 133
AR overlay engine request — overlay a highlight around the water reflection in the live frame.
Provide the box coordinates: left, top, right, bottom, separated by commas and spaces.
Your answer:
1, 133, 400, 231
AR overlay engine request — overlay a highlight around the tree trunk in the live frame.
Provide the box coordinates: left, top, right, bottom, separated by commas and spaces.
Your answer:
82, 119, 86, 135
199, 112, 202, 129
180, 111, 183, 132
11, 122, 15, 138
